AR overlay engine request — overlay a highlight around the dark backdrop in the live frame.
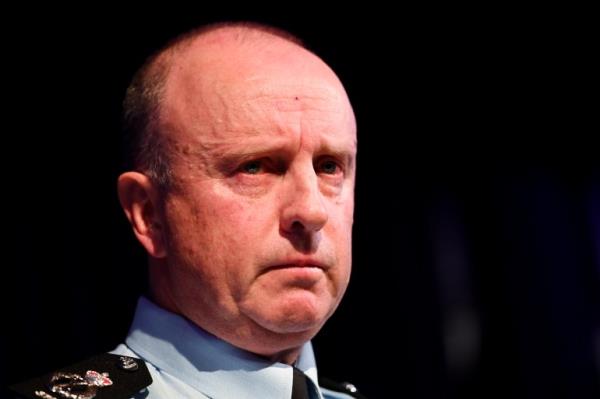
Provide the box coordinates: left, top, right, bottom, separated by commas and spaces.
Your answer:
3, 9, 599, 399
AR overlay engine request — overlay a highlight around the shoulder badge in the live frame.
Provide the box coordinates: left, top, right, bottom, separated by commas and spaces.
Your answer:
9, 354, 152, 399
320, 377, 369, 399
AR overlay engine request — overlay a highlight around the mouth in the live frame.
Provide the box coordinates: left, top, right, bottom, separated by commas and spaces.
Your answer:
264, 259, 330, 273
267, 264, 323, 271
262, 261, 327, 287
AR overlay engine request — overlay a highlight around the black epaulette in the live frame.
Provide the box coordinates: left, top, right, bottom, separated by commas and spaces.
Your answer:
320, 377, 369, 399
8, 353, 152, 399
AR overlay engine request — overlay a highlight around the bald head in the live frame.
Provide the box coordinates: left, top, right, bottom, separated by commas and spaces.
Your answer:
123, 22, 354, 190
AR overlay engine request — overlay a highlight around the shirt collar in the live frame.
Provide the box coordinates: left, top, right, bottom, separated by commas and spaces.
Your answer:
125, 297, 322, 399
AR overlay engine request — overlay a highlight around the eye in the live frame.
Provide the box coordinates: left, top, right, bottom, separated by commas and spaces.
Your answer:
241, 160, 263, 174
317, 159, 341, 175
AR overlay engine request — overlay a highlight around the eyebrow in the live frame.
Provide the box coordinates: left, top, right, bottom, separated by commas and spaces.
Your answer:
317, 148, 356, 170
317, 137, 358, 167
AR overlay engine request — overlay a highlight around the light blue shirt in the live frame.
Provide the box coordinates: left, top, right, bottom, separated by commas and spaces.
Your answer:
112, 297, 353, 398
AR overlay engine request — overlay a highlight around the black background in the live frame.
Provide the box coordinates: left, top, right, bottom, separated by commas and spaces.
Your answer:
3, 8, 599, 398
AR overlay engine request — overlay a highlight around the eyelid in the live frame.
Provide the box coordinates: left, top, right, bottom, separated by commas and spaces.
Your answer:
240, 159, 262, 174
237, 157, 285, 175
315, 155, 345, 173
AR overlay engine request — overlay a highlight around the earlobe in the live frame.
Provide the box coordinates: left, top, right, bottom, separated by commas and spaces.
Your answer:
117, 172, 167, 258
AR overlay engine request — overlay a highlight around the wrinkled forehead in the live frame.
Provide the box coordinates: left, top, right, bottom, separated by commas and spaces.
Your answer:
158, 36, 356, 143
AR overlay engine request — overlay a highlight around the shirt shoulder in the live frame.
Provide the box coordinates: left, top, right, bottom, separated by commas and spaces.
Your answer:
111, 345, 211, 399
8, 353, 152, 399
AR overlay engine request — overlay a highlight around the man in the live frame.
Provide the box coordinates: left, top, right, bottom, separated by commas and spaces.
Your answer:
10, 21, 362, 399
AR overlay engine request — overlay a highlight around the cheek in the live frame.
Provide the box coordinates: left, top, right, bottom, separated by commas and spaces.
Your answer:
342, 190, 355, 222
167, 191, 270, 275
328, 197, 355, 238
330, 201, 354, 276
215, 200, 269, 248
202, 204, 256, 260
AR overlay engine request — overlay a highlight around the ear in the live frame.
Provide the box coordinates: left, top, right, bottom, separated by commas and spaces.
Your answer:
117, 172, 167, 258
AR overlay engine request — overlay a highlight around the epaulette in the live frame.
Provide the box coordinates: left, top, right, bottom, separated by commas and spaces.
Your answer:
8, 353, 152, 399
320, 377, 369, 399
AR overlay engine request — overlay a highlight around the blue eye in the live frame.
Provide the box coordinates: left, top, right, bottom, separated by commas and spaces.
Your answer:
319, 160, 339, 174
241, 160, 262, 174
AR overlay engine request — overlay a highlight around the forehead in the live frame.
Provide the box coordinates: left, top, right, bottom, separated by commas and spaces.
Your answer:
158, 36, 356, 148
170, 83, 357, 160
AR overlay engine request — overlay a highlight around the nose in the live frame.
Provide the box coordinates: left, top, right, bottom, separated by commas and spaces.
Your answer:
280, 166, 328, 235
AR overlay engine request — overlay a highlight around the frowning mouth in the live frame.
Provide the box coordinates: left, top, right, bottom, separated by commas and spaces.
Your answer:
263, 259, 330, 273
266, 264, 323, 271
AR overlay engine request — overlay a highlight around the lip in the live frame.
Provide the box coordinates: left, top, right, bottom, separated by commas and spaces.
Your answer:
264, 258, 330, 272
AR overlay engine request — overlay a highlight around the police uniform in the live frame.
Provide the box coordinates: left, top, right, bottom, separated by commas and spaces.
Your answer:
10, 297, 366, 399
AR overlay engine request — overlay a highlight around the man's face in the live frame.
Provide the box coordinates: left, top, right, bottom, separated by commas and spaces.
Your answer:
155, 39, 356, 356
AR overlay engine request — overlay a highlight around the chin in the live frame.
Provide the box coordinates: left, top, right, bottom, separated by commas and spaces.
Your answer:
268, 316, 323, 335
254, 297, 332, 335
